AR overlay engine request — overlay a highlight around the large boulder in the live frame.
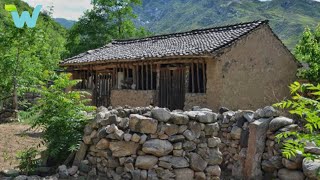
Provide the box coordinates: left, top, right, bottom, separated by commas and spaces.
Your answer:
254, 106, 279, 119
302, 158, 320, 180
278, 168, 305, 180
269, 117, 294, 132
135, 155, 158, 170
109, 141, 140, 157
151, 108, 171, 122
129, 114, 158, 134
142, 139, 173, 157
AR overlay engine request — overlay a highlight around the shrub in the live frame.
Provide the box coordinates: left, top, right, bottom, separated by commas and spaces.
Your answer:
22, 73, 95, 164
16, 148, 40, 175
274, 82, 320, 159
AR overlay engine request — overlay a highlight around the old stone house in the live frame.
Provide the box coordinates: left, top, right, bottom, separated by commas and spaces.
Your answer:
61, 20, 298, 111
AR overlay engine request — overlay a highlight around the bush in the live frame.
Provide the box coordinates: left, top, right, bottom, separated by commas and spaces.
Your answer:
22, 73, 95, 164
16, 148, 40, 175
274, 82, 320, 159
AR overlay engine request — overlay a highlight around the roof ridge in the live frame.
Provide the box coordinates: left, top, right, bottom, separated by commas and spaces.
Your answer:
112, 20, 268, 45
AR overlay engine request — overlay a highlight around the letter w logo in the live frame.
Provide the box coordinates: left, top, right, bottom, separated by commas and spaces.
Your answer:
5, 5, 42, 28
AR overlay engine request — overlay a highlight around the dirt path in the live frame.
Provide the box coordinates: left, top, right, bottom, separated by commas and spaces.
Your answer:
0, 122, 43, 171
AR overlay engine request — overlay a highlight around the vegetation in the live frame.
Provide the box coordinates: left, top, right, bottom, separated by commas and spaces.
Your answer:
65, 0, 151, 58
22, 73, 95, 164
16, 148, 40, 175
295, 25, 320, 83
134, 0, 320, 49
274, 82, 320, 159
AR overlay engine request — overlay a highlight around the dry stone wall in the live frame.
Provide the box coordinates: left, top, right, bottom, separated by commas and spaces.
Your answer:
65, 106, 320, 180
76, 106, 223, 180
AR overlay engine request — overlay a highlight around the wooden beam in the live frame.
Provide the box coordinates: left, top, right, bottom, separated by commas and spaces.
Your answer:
156, 64, 160, 91
136, 65, 139, 90
141, 63, 144, 90
146, 63, 149, 90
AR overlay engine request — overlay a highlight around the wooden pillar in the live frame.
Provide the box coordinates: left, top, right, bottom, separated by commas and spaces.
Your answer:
202, 60, 206, 93
197, 60, 200, 93
191, 62, 195, 93
141, 63, 144, 90
146, 63, 149, 90
156, 64, 160, 91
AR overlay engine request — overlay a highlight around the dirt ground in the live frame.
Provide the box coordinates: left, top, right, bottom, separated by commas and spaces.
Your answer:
0, 122, 43, 172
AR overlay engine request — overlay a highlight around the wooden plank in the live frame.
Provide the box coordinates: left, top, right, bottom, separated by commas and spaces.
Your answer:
141, 63, 144, 90
136, 65, 139, 90
156, 64, 160, 91
197, 61, 200, 93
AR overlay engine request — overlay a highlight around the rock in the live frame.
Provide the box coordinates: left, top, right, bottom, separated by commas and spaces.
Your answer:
135, 155, 158, 169
305, 146, 320, 155
179, 125, 188, 133
157, 169, 175, 179
168, 135, 185, 142
163, 124, 179, 136
73, 142, 88, 166
183, 141, 197, 151
131, 133, 141, 143
66, 167, 77, 177
207, 148, 223, 165
139, 134, 147, 144
240, 129, 249, 148
255, 106, 279, 119
194, 172, 206, 180
282, 153, 303, 170
124, 133, 132, 142
132, 170, 141, 180
196, 112, 218, 123
106, 124, 117, 134
278, 168, 305, 180
243, 111, 255, 122
183, 130, 195, 141
269, 117, 294, 132
244, 118, 272, 179
58, 165, 69, 178
129, 114, 158, 134
190, 153, 208, 171
302, 158, 320, 180
208, 137, 221, 148
151, 108, 171, 122
79, 160, 91, 173
230, 126, 242, 140
204, 123, 220, 136
142, 139, 173, 157
205, 165, 221, 176
3, 169, 19, 177
219, 107, 230, 114
160, 156, 189, 168
171, 113, 189, 124
97, 127, 107, 138
109, 141, 140, 157
96, 139, 110, 150
159, 161, 172, 169
189, 122, 201, 138
141, 170, 147, 180
174, 168, 194, 180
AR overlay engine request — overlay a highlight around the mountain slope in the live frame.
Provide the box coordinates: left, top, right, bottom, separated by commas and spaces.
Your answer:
134, 0, 320, 49
54, 18, 76, 29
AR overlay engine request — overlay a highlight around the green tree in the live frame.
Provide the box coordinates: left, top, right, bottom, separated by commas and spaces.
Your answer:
65, 0, 150, 58
295, 25, 320, 83
274, 82, 320, 160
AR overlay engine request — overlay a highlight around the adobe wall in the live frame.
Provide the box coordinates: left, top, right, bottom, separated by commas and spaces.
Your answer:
110, 90, 157, 107
206, 24, 298, 111
184, 93, 207, 110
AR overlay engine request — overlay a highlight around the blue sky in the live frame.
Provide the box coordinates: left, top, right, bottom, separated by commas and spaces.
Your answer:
23, 0, 320, 20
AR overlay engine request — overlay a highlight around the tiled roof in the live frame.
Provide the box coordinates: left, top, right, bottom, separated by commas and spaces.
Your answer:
62, 20, 268, 65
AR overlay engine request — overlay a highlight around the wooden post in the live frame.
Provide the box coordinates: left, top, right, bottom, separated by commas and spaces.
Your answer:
136, 64, 139, 90
146, 63, 149, 90
151, 63, 153, 90
185, 66, 190, 93
197, 60, 200, 93
202, 60, 206, 93
191, 62, 195, 93
156, 64, 160, 91
141, 63, 144, 90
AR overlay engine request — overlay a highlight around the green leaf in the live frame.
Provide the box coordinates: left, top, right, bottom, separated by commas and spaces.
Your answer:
5, 4, 17, 12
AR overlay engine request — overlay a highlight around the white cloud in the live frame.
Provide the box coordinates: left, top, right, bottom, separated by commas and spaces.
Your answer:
23, 0, 92, 20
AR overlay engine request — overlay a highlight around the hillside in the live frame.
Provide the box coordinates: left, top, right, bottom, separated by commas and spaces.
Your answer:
54, 18, 76, 29
134, 0, 320, 49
